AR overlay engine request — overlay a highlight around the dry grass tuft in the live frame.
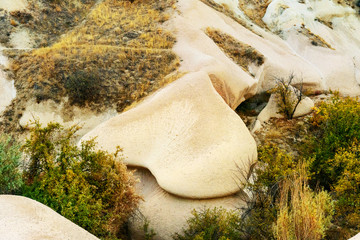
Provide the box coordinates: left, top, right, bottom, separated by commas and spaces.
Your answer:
299, 25, 333, 49
205, 27, 264, 74
56, 0, 176, 49
17, 0, 97, 46
274, 165, 334, 240
238, 0, 271, 28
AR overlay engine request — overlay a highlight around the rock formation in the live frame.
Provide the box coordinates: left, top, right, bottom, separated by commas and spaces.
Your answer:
0, 195, 99, 240
81, 71, 257, 199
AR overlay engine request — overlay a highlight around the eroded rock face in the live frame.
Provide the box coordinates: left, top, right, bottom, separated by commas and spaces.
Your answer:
263, 0, 360, 95
169, 0, 324, 96
0, 195, 99, 240
81, 72, 257, 199
129, 168, 247, 240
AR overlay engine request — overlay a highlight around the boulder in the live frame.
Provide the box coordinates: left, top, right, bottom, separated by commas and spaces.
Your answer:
0, 195, 99, 240
129, 168, 248, 240
257, 90, 314, 123
81, 71, 257, 199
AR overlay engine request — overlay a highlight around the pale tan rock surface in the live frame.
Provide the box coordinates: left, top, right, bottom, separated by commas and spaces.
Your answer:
263, 0, 360, 95
0, 0, 27, 11
0, 45, 16, 116
0, 195, 99, 240
81, 72, 257, 199
129, 168, 247, 240
0, 68, 16, 115
19, 99, 117, 140
350, 232, 360, 240
169, 0, 324, 99
257, 93, 314, 123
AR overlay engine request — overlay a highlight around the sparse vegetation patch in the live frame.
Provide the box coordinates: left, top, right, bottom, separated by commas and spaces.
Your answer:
238, 0, 271, 28
205, 28, 264, 74
1, 0, 180, 134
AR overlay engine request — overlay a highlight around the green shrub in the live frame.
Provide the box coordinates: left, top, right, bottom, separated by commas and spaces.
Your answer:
22, 121, 141, 239
0, 135, 23, 194
174, 145, 331, 240
240, 144, 300, 240
307, 93, 360, 189
173, 207, 243, 240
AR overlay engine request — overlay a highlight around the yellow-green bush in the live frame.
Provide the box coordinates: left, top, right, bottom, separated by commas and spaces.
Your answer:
174, 145, 316, 240
240, 144, 300, 240
330, 142, 360, 231
274, 167, 334, 240
173, 207, 243, 240
22, 121, 141, 239
308, 93, 360, 189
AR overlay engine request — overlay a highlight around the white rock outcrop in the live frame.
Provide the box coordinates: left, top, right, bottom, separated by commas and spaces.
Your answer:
0, 195, 99, 240
0, 45, 16, 115
257, 92, 314, 123
169, 0, 324, 97
0, 0, 27, 11
263, 0, 360, 95
81, 71, 257, 199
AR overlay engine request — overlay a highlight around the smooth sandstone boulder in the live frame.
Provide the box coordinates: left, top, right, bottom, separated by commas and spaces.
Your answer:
129, 168, 248, 240
81, 71, 257, 199
0, 195, 99, 240
257, 92, 314, 123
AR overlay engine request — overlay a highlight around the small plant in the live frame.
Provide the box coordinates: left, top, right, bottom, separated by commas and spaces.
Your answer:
274, 165, 334, 240
272, 74, 304, 119
173, 207, 243, 240
143, 218, 156, 240
0, 135, 23, 194
22, 121, 141, 239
